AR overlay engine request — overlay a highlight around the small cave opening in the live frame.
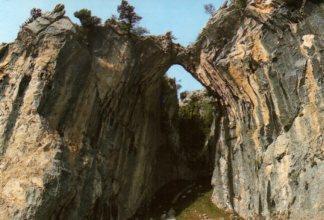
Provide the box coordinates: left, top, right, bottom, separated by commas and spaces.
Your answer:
133, 65, 226, 219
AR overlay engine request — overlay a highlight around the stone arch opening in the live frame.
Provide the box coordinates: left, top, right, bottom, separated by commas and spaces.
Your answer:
166, 64, 204, 96
165, 64, 217, 178
133, 64, 223, 219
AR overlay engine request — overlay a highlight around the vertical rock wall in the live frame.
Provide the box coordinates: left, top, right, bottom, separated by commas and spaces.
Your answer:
0, 6, 186, 219
178, 1, 323, 219
0, 1, 323, 219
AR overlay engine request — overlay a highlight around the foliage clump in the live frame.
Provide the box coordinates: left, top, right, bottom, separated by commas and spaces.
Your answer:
114, 0, 149, 35
132, 26, 149, 36
204, 4, 216, 16
22, 8, 42, 27
166, 31, 177, 41
30, 8, 42, 20
179, 94, 214, 136
104, 15, 118, 27
74, 1, 149, 36
74, 9, 101, 28
234, 0, 247, 9
178, 91, 215, 168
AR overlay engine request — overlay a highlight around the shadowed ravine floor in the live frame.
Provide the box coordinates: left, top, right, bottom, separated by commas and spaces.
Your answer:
134, 178, 232, 220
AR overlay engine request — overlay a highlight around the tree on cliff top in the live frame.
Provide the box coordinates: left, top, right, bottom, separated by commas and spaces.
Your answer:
117, 0, 148, 35
204, 4, 216, 16
30, 8, 42, 20
22, 8, 42, 27
74, 9, 101, 28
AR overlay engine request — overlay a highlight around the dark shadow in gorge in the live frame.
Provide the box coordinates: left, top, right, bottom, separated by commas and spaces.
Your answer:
131, 68, 224, 219
132, 177, 231, 220
132, 178, 209, 219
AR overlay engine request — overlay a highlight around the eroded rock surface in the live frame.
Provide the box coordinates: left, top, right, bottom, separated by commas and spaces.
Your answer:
0, 1, 323, 219
0, 5, 189, 220
178, 0, 323, 219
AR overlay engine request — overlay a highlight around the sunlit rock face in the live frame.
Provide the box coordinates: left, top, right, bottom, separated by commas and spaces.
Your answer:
178, 0, 323, 219
0, 1, 323, 219
0, 5, 188, 220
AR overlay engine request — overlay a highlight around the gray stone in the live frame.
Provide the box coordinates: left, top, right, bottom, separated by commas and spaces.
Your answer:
25, 17, 50, 34
0, 8, 189, 220
0, 1, 323, 220
178, 0, 324, 219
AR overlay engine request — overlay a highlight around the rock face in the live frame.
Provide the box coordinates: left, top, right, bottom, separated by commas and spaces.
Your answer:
179, 0, 323, 219
0, 1, 323, 219
0, 5, 188, 220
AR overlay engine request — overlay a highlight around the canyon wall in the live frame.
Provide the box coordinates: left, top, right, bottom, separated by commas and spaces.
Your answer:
0, 1, 323, 219
178, 0, 323, 219
0, 5, 191, 219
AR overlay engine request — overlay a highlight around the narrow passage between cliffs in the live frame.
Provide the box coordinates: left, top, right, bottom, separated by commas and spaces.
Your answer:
132, 65, 230, 219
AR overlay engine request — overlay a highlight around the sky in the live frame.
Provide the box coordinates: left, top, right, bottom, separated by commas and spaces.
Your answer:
0, 0, 224, 93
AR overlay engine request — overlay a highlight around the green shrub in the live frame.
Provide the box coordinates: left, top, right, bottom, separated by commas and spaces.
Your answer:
235, 0, 247, 9
105, 15, 118, 26
204, 4, 216, 16
178, 93, 214, 164
117, 0, 142, 33
131, 26, 149, 36
22, 8, 42, 27
74, 9, 101, 27
115, 0, 149, 36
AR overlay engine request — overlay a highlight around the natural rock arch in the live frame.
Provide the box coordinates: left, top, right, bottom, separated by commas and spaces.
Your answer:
0, 1, 323, 219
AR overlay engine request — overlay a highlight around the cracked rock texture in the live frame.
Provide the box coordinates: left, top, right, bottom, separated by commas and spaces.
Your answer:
0, 1, 323, 219
0, 5, 192, 220
179, 0, 323, 219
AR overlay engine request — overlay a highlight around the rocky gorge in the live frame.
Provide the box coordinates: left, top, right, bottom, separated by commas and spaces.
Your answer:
0, 0, 323, 219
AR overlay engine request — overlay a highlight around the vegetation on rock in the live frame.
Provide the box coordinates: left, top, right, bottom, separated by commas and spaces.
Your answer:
74, 1, 149, 36
179, 92, 214, 137
116, 0, 149, 35
177, 190, 229, 220
22, 8, 42, 27
178, 91, 215, 170
74, 9, 101, 28
204, 4, 216, 16
131, 26, 149, 36
235, 0, 247, 9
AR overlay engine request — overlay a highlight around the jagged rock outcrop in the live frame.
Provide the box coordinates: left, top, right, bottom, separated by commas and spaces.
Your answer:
0, 5, 189, 220
178, 0, 323, 219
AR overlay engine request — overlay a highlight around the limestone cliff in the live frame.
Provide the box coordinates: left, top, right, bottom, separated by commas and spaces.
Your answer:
0, 5, 187, 219
0, 1, 323, 219
178, 0, 323, 219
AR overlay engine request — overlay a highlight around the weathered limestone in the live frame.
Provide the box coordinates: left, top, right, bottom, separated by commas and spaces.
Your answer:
0, 0, 323, 219
0, 5, 187, 220
178, 0, 323, 219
